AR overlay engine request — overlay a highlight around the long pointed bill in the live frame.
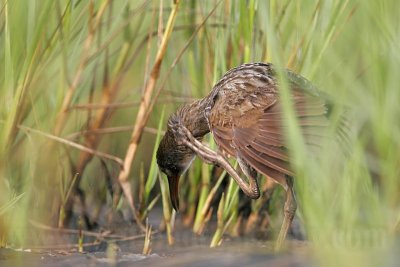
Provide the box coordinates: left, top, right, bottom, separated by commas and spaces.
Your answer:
168, 176, 180, 211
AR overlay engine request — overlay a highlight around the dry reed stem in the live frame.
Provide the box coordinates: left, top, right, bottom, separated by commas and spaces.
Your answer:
70, 96, 195, 110
66, 126, 165, 140
107, 230, 158, 243
66, 2, 148, 231
106, 3, 224, 217
29, 219, 158, 245
118, 0, 181, 184
25, 240, 102, 251
115, 1, 180, 230
29, 219, 121, 238
53, 0, 111, 136
147, 0, 224, 118
89, 21, 226, 65
65, 2, 151, 231
18, 125, 124, 167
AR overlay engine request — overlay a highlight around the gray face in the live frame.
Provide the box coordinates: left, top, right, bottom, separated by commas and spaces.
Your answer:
156, 129, 195, 177
156, 147, 195, 178
156, 129, 196, 211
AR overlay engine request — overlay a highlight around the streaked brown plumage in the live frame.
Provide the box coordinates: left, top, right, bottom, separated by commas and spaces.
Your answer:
157, 62, 339, 249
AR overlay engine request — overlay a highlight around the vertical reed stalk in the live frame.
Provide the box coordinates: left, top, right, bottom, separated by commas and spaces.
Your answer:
117, 0, 181, 226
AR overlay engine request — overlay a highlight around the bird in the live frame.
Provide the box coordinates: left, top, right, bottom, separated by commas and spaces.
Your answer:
156, 62, 345, 250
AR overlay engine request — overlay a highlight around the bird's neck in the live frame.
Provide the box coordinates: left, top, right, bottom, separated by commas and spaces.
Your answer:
176, 98, 210, 139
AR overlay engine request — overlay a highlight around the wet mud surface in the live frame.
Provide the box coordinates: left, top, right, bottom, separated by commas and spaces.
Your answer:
1, 209, 397, 267
0, 210, 311, 267
0, 239, 311, 267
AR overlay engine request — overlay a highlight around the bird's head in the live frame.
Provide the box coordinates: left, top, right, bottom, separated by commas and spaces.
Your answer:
156, 125, 195, 211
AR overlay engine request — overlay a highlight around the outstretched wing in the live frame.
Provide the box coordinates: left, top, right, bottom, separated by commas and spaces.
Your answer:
207, 64, 330, 185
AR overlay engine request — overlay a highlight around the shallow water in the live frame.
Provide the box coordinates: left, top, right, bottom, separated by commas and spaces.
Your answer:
0, 239, 311, 267
2, 231, 399, 267
1, 209, 397, 267
0, 212, 311, 267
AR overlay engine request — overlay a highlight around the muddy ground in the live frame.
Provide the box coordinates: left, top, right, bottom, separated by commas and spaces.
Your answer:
1, 208, 397, 267
0, 207, 312, 267
0, 238, 310, 267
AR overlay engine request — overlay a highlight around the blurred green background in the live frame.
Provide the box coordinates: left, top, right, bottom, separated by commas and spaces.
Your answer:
1, 0, 399, 266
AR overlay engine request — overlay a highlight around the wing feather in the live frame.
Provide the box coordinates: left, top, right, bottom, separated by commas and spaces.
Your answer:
207, 64, 340, 183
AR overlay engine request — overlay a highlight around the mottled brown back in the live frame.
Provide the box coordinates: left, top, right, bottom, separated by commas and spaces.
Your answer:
206, 63, 330, 185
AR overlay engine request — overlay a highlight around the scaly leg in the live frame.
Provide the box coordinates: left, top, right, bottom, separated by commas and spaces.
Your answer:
275, 175, 297, 251
236, 155, 260, 199
176, 124, 260, 199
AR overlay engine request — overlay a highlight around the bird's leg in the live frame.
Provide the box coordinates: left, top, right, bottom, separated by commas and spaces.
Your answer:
176, 125, 260, 199
275, 175, 297, 251
236, 156, 260, 199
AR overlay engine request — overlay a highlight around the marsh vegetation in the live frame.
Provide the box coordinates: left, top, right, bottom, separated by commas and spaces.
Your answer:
0, 0, 399, 266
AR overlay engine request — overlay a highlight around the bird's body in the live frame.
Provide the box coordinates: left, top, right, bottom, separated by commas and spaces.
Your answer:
157, 62, 337, 249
